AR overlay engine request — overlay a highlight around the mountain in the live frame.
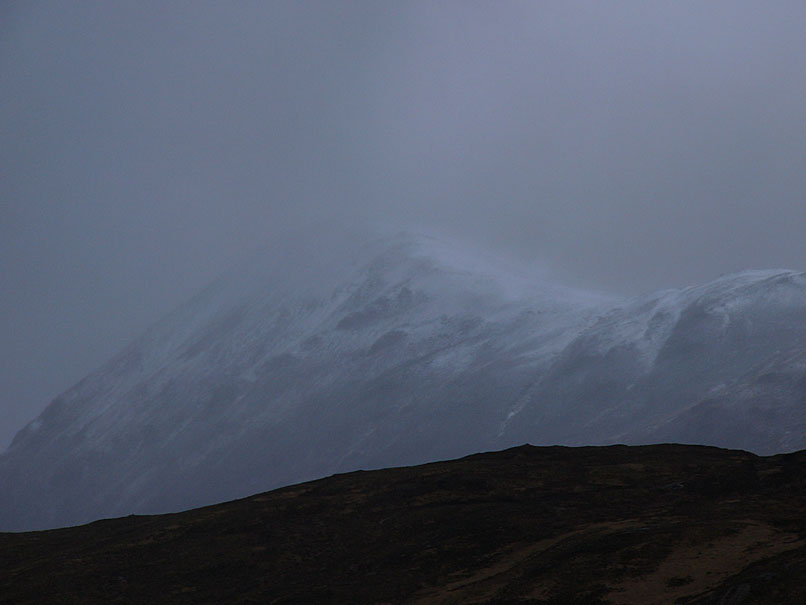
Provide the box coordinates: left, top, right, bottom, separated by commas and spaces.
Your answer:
3, 444, 806, 604
502, 269, 806, 453
2, 234, 806, 531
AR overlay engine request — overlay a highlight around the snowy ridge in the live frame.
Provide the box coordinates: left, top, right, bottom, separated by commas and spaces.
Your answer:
3, 235, 806, 531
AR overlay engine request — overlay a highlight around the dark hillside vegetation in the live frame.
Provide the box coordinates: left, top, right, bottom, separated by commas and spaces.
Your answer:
2, 444, 806, 603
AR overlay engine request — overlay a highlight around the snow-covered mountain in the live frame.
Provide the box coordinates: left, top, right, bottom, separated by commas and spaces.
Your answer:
502, 269, 806, 452
3, 234, 806, 531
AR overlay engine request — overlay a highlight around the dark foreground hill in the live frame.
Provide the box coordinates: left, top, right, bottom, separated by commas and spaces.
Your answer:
3, 444, 806, 604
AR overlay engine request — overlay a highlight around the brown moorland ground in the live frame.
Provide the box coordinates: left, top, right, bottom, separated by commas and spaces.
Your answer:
2, 443, 806, 604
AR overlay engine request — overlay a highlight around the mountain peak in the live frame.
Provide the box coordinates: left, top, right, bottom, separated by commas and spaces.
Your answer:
3, 234, 806, 531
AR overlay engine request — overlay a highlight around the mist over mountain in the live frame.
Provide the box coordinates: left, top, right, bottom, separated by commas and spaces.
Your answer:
2, 233, 806, 531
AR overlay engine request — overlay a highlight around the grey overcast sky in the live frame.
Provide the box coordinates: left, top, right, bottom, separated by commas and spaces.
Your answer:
3, 1, 806, 448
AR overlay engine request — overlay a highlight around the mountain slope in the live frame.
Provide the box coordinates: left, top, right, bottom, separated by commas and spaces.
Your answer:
0, 235, 605, 530
501, 270, 806, 452
2, 234, 806, 531
2, 444, 806, 604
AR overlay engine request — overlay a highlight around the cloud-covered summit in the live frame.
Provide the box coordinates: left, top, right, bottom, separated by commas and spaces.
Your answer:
3, 234, 806, 531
